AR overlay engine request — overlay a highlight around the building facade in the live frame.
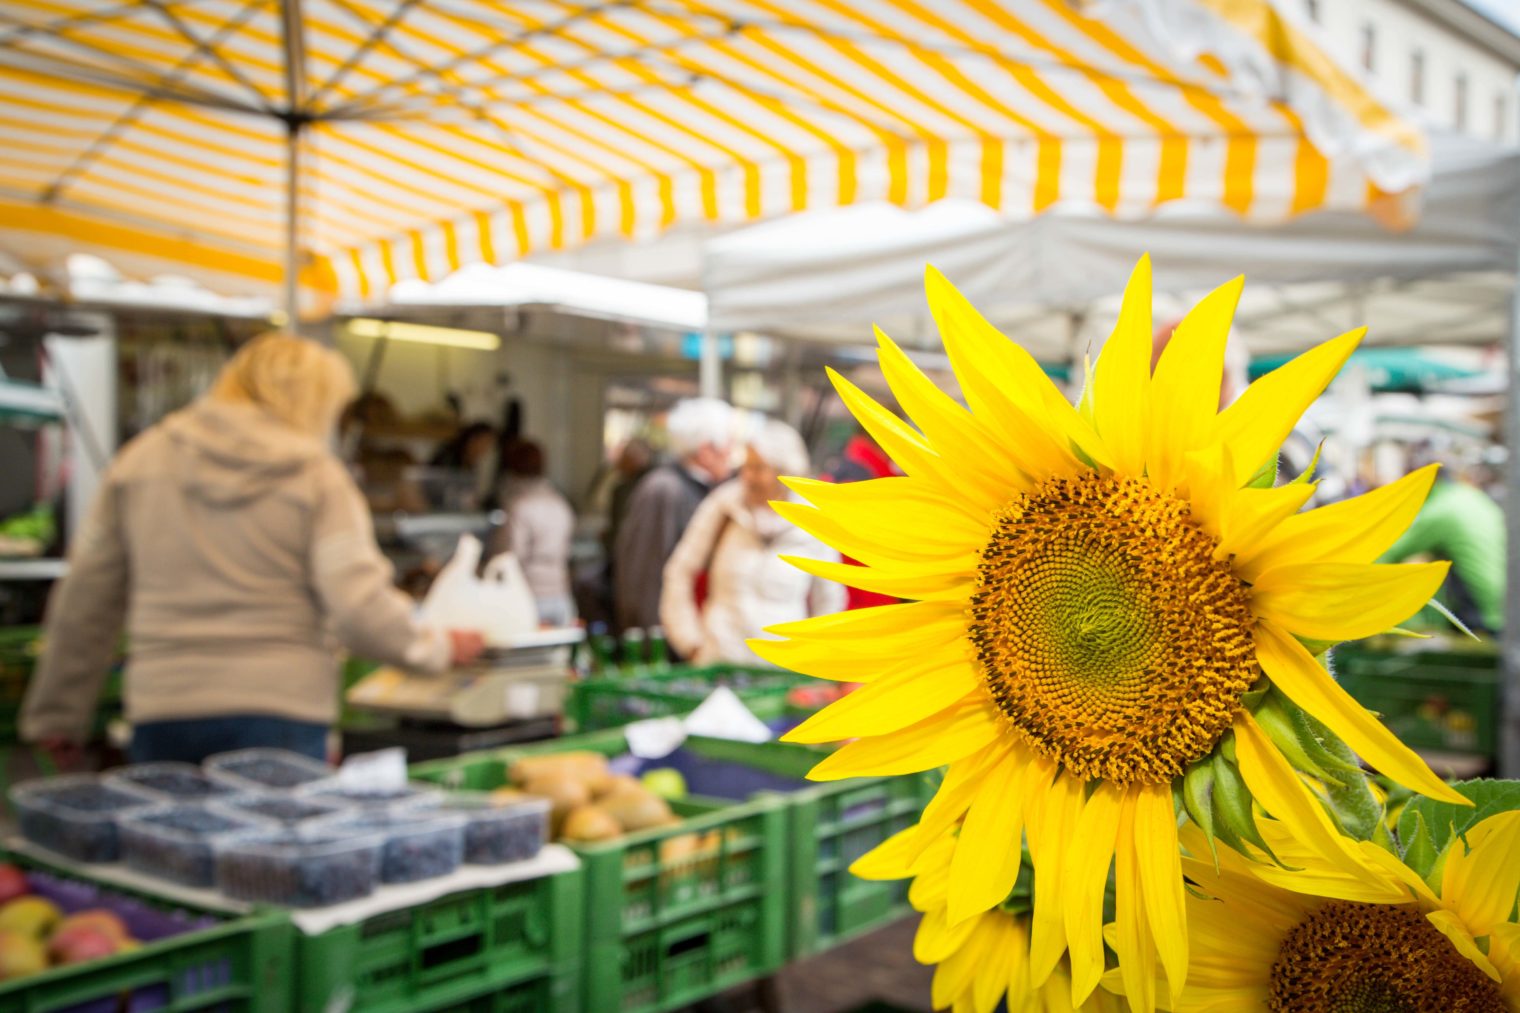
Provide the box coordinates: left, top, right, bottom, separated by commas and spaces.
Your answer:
1297, 0, 1520, 144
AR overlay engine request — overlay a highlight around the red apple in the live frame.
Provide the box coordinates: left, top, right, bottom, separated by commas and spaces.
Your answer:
0, 866, 28, 907
47, 925, 119, 966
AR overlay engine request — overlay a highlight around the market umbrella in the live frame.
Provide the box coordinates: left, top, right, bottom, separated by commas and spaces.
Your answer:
0, 0, 1423, 316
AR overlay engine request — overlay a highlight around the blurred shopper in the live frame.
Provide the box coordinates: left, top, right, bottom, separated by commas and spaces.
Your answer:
1382, 471, 1506, 634
494, 439, 577, 628
605, 437, 653, 562
614, 399, 733, 632
20, 334, 483, 765
661, 419, 845, 665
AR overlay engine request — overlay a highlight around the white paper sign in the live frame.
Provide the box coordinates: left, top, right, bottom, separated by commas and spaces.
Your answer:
624, 717, 688, 760
337, 747, 409, 790
683, 686, 772, 744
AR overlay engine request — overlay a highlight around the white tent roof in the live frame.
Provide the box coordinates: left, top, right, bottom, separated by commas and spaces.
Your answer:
698, 132, 1519, 359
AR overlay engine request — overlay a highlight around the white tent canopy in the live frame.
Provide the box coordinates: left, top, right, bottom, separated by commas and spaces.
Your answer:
696, 132, 1519, 359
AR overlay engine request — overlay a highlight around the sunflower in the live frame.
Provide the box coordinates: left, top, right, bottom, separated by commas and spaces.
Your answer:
853, 822, 1127, 1013
749, 257, 1470, 1009
1108, 808, 1520, 1011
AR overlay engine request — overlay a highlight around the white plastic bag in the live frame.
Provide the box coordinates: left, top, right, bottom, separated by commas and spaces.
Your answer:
418, 534, 539, 645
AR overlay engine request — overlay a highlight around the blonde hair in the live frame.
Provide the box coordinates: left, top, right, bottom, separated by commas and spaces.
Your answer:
209, 332, 357, 438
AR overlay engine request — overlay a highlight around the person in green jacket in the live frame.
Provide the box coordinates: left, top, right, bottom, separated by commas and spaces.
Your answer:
1381, 473, 1505, 634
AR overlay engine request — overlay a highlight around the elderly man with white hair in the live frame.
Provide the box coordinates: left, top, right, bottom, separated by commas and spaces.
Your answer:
660, 418, 846, 665
614, 398, 735, 634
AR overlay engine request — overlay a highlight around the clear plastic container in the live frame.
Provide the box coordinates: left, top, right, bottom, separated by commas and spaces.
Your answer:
212, 793, 351, 826
106, 762, 239, 802
301, 780, 443, 811
216, 829, 384, 908
10, 775, 157, 863
435, 792, 549, 866
119, 803, 270, 887
204, 748, 334, 793
317, 810, 466, 884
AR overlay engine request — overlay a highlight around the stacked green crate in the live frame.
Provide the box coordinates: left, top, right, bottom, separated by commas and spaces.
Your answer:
292, 865, 582, 1013
567, 665, 812, 732
412, 730, 789, 1013
0, 850, 291, 1013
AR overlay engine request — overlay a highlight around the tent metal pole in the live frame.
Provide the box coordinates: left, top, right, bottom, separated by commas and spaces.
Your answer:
283, 120, 300, 325
1503, 245, 1520, 777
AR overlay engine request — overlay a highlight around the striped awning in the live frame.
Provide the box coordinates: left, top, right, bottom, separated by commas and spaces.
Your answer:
0, 0, 1424, 310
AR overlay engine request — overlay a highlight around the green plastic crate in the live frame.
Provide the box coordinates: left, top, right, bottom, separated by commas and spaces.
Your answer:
293, 864, 582, 1013
0, 851, 292, 1013
567, 666, 811, 732
658, 737, 932, 958
412, 729, 789, 1013
1333, 644, 1499, 758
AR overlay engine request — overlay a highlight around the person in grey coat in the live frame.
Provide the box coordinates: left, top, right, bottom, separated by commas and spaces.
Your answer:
613, 399, 733, 634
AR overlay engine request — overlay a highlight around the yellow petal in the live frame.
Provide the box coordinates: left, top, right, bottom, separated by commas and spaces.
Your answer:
1025, 761, 1081, 985
1133, 783, 1187, 1003
1440, 809, 1520, 937
924, 265, 1109, 470
772, 499, 982, 571
1426, 908, 1504, 982
849, 825, 919, 881
1064, 781, 1123, 1005
749, 605, 966, 681
1211, 327, 1363, 486
1250, 560, 1450, 642
876, 327, 1049, 492
1235, 464, 1439, 580
973, 917, 1015, 1013
805, 696, 1004, 780
782, 474, 991, 541
915, 905, 982, 964
909, 742, 1011, 862
1146, 275, 1244, 492
1114, 799, 1158, 1013
828, 367, 1004, 513
1091, 255, 1153, 477
1255, 622, 1468, 804
948, 750, 1030, 924
781, 553, 975, 602
933, 912, 997, 1009
764, 599, 965, 641
1232, 711, 1392, 886
781, 655, 982, 743
1215, 481, 1317, 563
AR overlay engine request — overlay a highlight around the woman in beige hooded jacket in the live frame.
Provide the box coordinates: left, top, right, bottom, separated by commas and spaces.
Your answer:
21, 334, 482, 764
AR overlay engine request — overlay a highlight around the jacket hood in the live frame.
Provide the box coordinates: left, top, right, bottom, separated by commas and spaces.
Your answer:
161, 398, 327, 505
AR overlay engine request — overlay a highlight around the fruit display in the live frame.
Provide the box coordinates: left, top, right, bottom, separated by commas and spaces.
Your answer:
119, 805, 270, 888
204, 749, 334, 792
318, 811, 465, 884
506, 751, 680, 843
0, 863, 154, 983
106, 763, 238, 802
214, 794, 351, 826
216, 831, 383, 908
434, 793, 549, 865
10, 776, 156, 863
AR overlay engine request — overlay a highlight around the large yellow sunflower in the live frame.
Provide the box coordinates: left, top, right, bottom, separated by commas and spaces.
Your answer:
1109, 808, 1520, 1011
750, 257, 1469, 1009
853, 821, 1126, 1013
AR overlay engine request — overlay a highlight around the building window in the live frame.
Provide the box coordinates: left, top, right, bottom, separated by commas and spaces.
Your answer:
1305, 0, 1320, 23
1410, 49, 1424, 106
1454, 74, 1468, 131
1361, 23, 1376, 73
1498, 93, 1510, 142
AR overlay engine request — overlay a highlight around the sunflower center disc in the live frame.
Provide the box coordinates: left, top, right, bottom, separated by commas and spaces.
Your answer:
1268, 901, 1505, 1012
968, 473, 1257, 785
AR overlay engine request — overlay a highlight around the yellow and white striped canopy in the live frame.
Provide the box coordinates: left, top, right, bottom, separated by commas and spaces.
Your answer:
0, 0, 1423, 308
